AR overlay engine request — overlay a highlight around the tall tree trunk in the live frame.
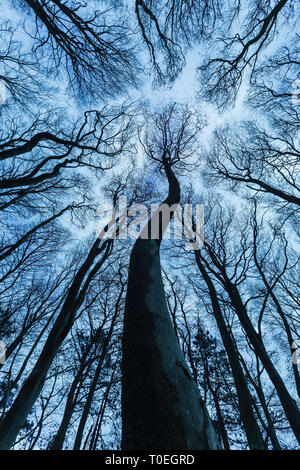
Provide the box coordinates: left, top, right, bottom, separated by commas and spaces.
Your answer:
194, 252, 265, 450
48, 366, 85, 450
49, 325, 106, 450
121, 160, 219, 450
89, 361, 118, 450
73, 353, 106, 450
212, 392, 230, 450
0, 313, 55, 412
254, 254, 300, 398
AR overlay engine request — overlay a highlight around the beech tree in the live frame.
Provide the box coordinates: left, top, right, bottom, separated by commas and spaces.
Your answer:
195, 201, 300, 444
0, 232, 114, 449
20, 0, 139, 100
204, 122, 300, 224
134, 0, 221, 84
0, 0, 299, 451
122, 104, 219, 450
193, 249, 266, 449
198, 0, 294, 108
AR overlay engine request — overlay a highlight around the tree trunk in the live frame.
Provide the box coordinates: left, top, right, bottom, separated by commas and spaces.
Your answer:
239, 353, 281, 450
73, 298, 120, 450
121, 160, 219, 450
49, 368, 84, 450
254, 257, 300, 398
212, 392, 230, 450
89, 361, 118, 450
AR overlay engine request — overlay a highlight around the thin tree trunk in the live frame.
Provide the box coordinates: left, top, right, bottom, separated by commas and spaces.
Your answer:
48, 368, 84, 450
73, 290, 121, 450
238, 350, 281, 450
219, 271, 300, 444
89, 361, 118, 450
212, 392, 230, 450
0, 312, 56, 411
254, 254, 300, 398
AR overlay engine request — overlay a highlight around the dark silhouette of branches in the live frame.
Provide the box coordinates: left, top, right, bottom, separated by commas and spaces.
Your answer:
204, 122, 300, 214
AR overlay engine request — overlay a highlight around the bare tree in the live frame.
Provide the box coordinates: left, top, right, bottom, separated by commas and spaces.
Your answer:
122, 104, 219, 450
196, 201, 300, 444
198, 0, 293, 107
204, 122, 300, 221
0, 210, 116, 448
134, 0, 220, 84
19, 0, 139, 100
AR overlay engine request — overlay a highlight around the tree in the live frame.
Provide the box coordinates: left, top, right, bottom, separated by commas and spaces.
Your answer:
0, 198, 118, 448
48, 263, 126, 450
248, 33, 300, 135
121, 104, 219, 450
1, 0, 299, 451
21, 0, 139, 100
162, 273, 241, 449
193, 249, 265, 449
134, 0, 220, 84
203, 122, 300, 230
196, 201, 300, 444
198, 0, 293, 108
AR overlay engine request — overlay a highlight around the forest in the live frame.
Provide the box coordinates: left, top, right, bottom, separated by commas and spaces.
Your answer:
0, 0, 299, 451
